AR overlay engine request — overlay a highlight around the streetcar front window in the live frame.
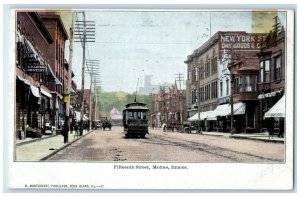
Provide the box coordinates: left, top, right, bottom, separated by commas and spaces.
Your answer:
127, 111, 148, 120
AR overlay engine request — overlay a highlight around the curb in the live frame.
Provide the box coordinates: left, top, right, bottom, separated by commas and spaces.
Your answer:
40, 131, 93, 161
16, 134, 57, 146
229, 135, 284, 144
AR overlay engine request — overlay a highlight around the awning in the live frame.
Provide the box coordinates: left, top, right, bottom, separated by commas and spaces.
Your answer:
206, 104, 230, 120
188, 113, 198, 121
188, 111, 215, 121
46, 63, 63, 86
40, 88, 52, 98
24, 39, 40, 61
30, 85, 40, 98
218, 102, 246, 116
264, 95, 285, 118
200, 111, 215, 120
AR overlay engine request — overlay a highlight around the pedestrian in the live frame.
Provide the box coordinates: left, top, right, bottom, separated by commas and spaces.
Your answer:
162, 123, 166, 132
278, 118, 284, 138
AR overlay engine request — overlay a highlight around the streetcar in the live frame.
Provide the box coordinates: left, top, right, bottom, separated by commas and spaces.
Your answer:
122, 102, 149, 138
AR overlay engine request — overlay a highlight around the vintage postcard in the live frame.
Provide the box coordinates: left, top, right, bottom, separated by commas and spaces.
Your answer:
5, 7, 295, 191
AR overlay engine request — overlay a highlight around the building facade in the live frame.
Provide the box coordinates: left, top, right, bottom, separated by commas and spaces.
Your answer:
15, 11, 72, 139
16, 12, 55, 138
257, 26, 285, 133
185, 31, 267, 132
39, 12, 69, 129
152, 83, 187, 129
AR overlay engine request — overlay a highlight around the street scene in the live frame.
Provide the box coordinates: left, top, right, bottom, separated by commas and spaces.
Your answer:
14, 10, 287, 163
15, 127, 284, 162
48, 127, 284, 162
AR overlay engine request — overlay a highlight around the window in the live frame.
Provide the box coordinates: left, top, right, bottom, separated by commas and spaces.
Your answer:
245, 75, 252, 92
192, 66, 196, 82
195, 67, 199, 81
235, 78, 239, 94
207, 61, 211, 76
238, 76, 243, 92
208, 84, 211, 100
212, 57, 218, 74
188, 70, 191, 80
265, 60, 270, 82
214, 81, 218, 98
274, 56, 281, 81
226, 79, 229, 95
199, 65, 203, 80
196, 89, 199, 102
259, 61, 264, 82
220, 81, 223, 97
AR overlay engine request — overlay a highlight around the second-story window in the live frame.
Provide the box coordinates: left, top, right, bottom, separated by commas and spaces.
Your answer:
195, 67, 199, 81
220, 81, 223, 97
265, 60, 270, 82
238, 76, 243, 92
259, 59, 270, 83
274, 56, 281, 81
199, 65, 203, 80
226, 79, 229, 96
245, 75, 252, 92
259, 61, 264, 82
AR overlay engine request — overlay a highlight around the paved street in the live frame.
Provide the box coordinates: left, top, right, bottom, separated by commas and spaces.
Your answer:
47, 127, 284, 162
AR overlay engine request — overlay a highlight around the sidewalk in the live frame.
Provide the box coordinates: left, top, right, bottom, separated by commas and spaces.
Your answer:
15, 130, 91, 161
157, 128, 284, 143
200, 131, 284, 143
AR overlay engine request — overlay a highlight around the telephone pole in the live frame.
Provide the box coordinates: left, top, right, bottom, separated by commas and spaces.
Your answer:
86, 59, 100, 130
63, 11, 74, 143
74, 12, 95, 135
161, 85, 169, 126
175, 73, 184, 125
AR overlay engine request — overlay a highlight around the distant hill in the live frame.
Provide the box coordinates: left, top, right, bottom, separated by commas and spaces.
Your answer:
96, 91, 152, 115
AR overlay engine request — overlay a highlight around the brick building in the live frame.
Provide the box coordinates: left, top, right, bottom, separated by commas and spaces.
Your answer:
185, 31, 267, 132
152, 83, 187, 129
16, 12, 55, 137
39, 12, 69, 129
74, 89, 94, 123
15, 11, 72, 139
257, 26, 285, 133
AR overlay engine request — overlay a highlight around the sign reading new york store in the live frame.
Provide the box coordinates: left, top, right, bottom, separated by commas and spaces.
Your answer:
220, 33, 266, 50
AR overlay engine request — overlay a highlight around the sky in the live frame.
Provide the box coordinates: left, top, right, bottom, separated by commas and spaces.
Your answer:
66, 10, 286, 93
